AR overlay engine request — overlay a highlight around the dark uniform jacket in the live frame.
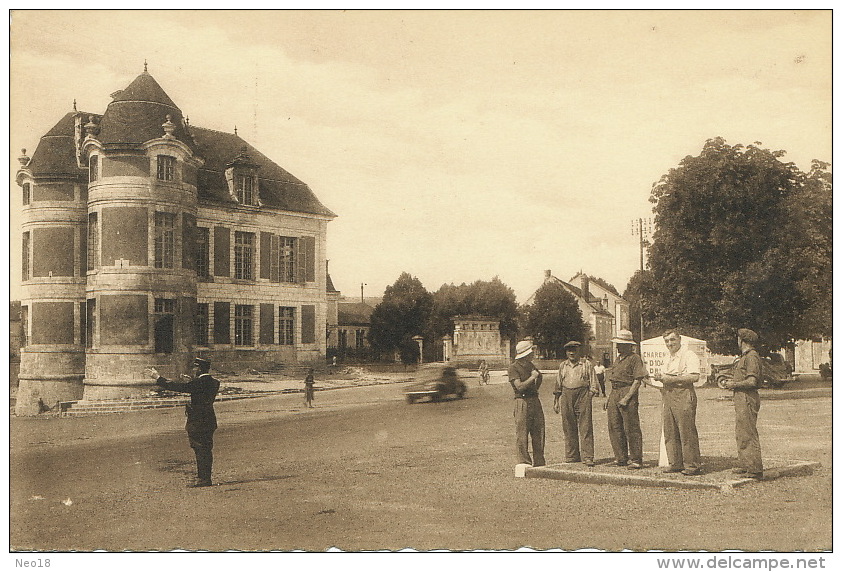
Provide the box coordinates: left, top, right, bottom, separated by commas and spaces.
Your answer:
731, 348, 762, 391
157, 373, 220, 433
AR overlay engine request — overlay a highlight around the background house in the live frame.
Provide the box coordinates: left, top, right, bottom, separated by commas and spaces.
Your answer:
527, 270, 628, 364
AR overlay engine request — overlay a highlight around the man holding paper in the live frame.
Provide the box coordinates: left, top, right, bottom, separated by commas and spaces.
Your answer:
653, 329, 702, 475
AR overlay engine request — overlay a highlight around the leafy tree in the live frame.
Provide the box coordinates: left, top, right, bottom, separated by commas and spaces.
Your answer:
368, 272, 433, 363
647, 137, 830, 353
429, 277, 519, 345
789, 160, 832, 339
523, 280, 589, 358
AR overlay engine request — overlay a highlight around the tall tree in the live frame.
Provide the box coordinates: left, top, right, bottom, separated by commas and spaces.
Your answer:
428, 277, 520, 359
523, 280, 589, 358
369, 272, 433, 363
647, 137, 830, 353
789, 160, 833, 339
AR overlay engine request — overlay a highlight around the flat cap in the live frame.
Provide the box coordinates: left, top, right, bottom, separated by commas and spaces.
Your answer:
564, 341, 582, 349
737, 328, 759, 344
192, 357, 211, 367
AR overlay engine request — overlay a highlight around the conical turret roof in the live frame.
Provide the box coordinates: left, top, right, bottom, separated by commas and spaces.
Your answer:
97, 71, 196, 151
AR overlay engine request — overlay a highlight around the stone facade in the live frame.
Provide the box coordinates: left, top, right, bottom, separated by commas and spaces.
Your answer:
15, 69, 336, 414
445, 316, 509, 367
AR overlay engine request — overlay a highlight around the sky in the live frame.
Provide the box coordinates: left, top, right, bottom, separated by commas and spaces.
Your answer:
7, 10, 832, 304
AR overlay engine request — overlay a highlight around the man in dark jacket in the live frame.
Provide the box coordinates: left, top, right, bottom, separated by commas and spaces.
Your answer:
722, 328, 763, 479
146, 358, 220, 487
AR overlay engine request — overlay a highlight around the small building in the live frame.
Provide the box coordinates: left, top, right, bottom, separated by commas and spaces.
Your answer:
328, 301, 375, 356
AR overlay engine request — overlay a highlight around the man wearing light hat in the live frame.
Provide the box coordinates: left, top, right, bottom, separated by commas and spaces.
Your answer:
553, 340, 599, 466
605, 330, 648, 469
146, 357, 221, 487
508, 340, 545, 467
721, 328, 763, 479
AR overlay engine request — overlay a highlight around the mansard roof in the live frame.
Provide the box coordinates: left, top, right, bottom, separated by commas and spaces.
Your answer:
191, 126, 335, 217
21, 73, 335, 218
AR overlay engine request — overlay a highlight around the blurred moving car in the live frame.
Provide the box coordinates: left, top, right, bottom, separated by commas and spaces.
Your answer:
709, 354, 795, 389
404, 363, 467, 404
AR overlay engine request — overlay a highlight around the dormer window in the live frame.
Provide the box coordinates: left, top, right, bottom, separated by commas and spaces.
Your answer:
236, 174, 256, 205
89, 155, 99, 182
22, 183, 30, 205
157, 155, 176, 181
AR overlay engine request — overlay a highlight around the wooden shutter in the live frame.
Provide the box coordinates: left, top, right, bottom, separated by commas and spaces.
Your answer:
260, 232, 272, 280
213, 301, 230, 344
305, 236, 316, 282
301, 304, 316, 344
214, 227, 230, 276
259, 303, 274, 344
296, 237, 305, 283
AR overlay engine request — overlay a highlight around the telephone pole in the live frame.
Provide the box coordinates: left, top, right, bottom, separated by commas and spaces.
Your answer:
631, 217, 653, 342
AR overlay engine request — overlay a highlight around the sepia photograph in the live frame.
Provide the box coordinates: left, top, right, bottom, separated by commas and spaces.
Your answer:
7, 8, 833, 561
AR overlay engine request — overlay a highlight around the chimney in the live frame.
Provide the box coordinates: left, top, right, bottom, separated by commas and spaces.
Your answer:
581, 274, 590, 300
544, 269, 552, 283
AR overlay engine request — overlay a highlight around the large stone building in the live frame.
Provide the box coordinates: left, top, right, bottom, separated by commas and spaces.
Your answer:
15, 68, 336, 415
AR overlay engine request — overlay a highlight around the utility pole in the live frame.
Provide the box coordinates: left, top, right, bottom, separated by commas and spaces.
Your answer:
631, 217, 653, 343
361, 283, 366, 304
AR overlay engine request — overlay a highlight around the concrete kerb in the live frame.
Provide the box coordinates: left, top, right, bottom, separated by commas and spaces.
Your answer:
516, 459, 821, 492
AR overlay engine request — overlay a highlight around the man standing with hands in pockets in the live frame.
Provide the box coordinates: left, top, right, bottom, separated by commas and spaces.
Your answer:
553, 341, 599, 467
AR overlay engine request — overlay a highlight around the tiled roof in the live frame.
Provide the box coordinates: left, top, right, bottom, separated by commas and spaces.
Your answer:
338, 302, 374, 326
98, 73, 196, 151
190, 127, 335, 217
27, 112, 89, 178
21, 73, 335, 218
326, 272, 339, 293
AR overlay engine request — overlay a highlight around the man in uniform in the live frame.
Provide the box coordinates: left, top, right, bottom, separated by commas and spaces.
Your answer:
605, 329, 648, 469
722, 328, 763, 479
653, 329, 702, 475
508, 340, 545, 467
146, 358, 220, 487
553, 341, 599, 466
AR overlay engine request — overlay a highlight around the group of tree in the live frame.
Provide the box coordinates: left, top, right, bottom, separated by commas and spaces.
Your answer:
627, 137, 832, 354
368, 273, 590, 362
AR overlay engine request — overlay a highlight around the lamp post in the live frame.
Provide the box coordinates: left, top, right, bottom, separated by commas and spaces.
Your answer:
631, 217, 653, 342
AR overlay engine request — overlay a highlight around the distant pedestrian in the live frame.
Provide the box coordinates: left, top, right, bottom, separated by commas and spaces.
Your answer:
605, 330, 648, 469
553, 341, 599, 466
508, 340, 545, 467
593, 360, 606, 397
304, 368, 315, 408
653, 329, 702, 475
145, 358, 220, 488
722, 328, 763, 479
479, 360, 490, 385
